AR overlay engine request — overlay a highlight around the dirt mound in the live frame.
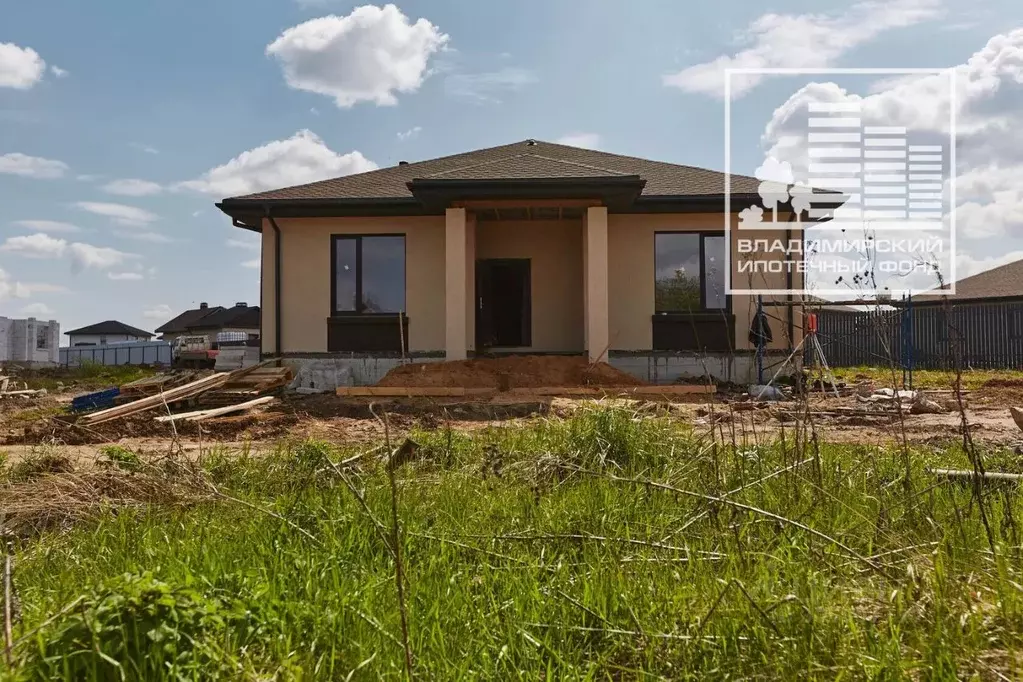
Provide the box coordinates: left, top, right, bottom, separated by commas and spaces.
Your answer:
376, 356, 646, 389
982, 378, 1023, 389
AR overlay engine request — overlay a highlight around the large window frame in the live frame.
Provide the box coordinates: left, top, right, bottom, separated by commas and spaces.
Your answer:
654, 231, 731, 314
329, 234, 407, 316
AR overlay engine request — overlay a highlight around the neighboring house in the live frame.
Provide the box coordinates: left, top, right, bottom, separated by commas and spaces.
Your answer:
914, 258, 1023, 305
65, 320, 154, 347
0, 316, 60, 364
216, 139, 825, 384
816, 259, 1023, 369
155, 302, 260, 343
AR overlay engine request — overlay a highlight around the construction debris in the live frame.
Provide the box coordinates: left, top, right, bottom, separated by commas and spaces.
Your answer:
70, 388, 120, 412
1011, 407, 1023, 432
198, 366, 292, 406
78, 372, 231, 425
154, 396, 276, 423
909, 396, 948, 415
119, 371, 209, 401
928, 468, 1023, 483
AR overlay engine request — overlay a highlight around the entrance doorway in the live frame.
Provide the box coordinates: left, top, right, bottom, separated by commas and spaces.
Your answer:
476, 258, 531, 349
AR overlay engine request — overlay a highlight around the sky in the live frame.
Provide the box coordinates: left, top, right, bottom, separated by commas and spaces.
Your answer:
1, 0, 1022, 337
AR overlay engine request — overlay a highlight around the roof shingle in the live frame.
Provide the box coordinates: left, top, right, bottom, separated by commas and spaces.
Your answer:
917, 259, 1023, 301
66, 320, 153, 338
226, 139, 761, 202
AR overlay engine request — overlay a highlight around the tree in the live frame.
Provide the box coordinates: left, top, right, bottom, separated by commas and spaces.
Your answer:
655, 268, 701, 312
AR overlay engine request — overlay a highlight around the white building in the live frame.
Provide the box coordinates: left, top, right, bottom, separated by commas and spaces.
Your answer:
0, 317, 60, 364
65, 320, 154, 347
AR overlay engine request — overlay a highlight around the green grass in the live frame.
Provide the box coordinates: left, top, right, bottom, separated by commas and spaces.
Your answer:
831, 365, 1023, 390
20, 362, 157, 392
5, 407, 1023, 680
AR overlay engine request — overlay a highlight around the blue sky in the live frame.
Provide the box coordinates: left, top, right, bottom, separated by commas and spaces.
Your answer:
1, 0, 1022, 335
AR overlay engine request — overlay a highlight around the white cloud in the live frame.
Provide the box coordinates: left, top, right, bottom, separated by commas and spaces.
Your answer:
663, 0, 942, 98
444, 67, 536, 104
556, 133, 601, 149
755, 28, 1023, 293
0, 153, 68, 179
108, 272, 144, 281
76, 174, 102, 182
0, 232, 134, 271
0, 42, 46, 89
0, 268, 30, 302
113, 230, 174, 244
761, 28, 1023, 243
397, 125, 422, 141
241, 259, 261, 269
0, 233, 68, 258
143, 304, 173, 320
20, 302, 54, 317
19, 282, 68, 295
11, 220, 81, 234
68, 242, 134, 271
76, 201, 159, 226
130, 143, 159, 155
179, 129, 377, 197
102, 178, 163, 196
267, 4, 448, 108
49, 65, 68, 78
227, 238, 260, 251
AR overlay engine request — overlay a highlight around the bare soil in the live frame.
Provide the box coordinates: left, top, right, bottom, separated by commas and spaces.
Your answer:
376, 356, 646, 389
4, 368, 1023, 469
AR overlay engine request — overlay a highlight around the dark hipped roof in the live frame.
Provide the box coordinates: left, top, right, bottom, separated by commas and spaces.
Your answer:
155, 306, 225, 334
225, 139, 762, 202
915, 259, 1023, 303
66, 320, 153, 338
187, 304, 260, 330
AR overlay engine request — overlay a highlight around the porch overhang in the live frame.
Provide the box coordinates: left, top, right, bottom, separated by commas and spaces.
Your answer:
406, 176, 647, 212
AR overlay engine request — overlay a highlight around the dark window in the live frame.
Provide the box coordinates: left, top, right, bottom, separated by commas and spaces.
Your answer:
331, 235, 405, 314
655, 232, 728, 312
37, 326, 48, 350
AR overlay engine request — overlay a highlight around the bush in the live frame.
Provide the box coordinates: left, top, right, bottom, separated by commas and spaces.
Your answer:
21, 572, 251, 681
99, 445, 142, 473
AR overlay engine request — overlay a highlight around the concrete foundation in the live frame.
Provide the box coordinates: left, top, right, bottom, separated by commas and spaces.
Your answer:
609, 352, 800, 385
280, 351, 799, 389
283, 355, 444, 391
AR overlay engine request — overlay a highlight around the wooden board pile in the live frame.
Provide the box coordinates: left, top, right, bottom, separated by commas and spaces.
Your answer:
118, 371, 209, 401
198, 366, 293, 406
77, 361, 291, 426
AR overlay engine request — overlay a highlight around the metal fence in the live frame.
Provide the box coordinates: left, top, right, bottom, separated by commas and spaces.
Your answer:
59, 341, 171, 367
814, 300, 1023, 370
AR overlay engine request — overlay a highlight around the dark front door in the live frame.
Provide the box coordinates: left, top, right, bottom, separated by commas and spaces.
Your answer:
476, 258, 531, 349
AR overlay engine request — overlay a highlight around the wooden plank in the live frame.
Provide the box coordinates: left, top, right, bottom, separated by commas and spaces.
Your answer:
336, 387, 497, 397
155, 396, 276, 423
80, 373, 230, 425
507, 385, 717, 397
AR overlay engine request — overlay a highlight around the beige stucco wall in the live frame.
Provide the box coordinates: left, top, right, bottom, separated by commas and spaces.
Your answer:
261, 216, 446, 353
607, 213, 800, 352
258, 212, 800, 355
475, 219, 585, 352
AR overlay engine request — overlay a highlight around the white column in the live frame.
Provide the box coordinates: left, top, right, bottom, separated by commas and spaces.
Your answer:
585, 206, 609, 362
445, 208, 468, 360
